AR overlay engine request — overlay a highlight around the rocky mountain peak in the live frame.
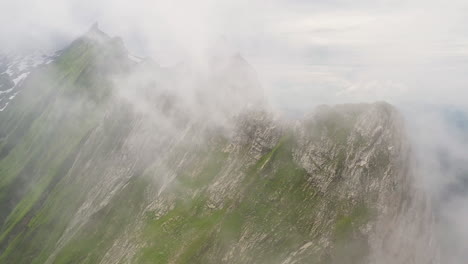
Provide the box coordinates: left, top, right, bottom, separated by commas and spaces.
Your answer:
84, 22, 110, 42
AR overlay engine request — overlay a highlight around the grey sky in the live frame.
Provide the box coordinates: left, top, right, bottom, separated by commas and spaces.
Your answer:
1, 0, 468, 111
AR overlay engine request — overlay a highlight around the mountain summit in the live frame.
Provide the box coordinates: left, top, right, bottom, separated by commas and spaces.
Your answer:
84, 22, 110, 42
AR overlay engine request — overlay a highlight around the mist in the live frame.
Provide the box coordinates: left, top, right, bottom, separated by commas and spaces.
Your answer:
1, 0, 468, 263
403, 105, 468, 264
2, 0, 468, 109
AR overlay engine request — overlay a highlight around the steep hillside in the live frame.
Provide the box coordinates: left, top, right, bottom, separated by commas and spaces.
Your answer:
0, 26, 436, 264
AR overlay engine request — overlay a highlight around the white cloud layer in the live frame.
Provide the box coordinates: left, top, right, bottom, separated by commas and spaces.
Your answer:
1, 0, 468, 110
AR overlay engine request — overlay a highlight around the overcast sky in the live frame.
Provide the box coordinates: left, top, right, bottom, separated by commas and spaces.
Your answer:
1, 0, 468, 111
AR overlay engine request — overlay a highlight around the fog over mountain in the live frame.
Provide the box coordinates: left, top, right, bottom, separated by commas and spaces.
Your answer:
3, 0, 468, 109
0, 1, 468, 264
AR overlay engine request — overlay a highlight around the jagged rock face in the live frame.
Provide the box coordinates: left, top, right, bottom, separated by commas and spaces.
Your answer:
0, 27, 437, 264
293, 104, 438, 264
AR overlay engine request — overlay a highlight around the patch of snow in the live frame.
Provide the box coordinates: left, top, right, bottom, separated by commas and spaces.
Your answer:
128, 54, 143, 63
0, 102, 9, 111
12, 72, 29, 86
9, 91, 19, 100
5, 67, 14, 76
0, 51, 53, 112
31, 55, 48, 67
15, 53, 47, 71
17, 60, 28, 72
2, 52, 51, 77
0, 88, 13, 95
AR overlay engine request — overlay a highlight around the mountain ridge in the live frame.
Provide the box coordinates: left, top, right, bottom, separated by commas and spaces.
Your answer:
0, 27, 437, 264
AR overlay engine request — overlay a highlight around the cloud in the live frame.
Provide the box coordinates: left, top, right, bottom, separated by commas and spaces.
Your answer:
2, 0, 468, 110
402, 105, 468, 263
